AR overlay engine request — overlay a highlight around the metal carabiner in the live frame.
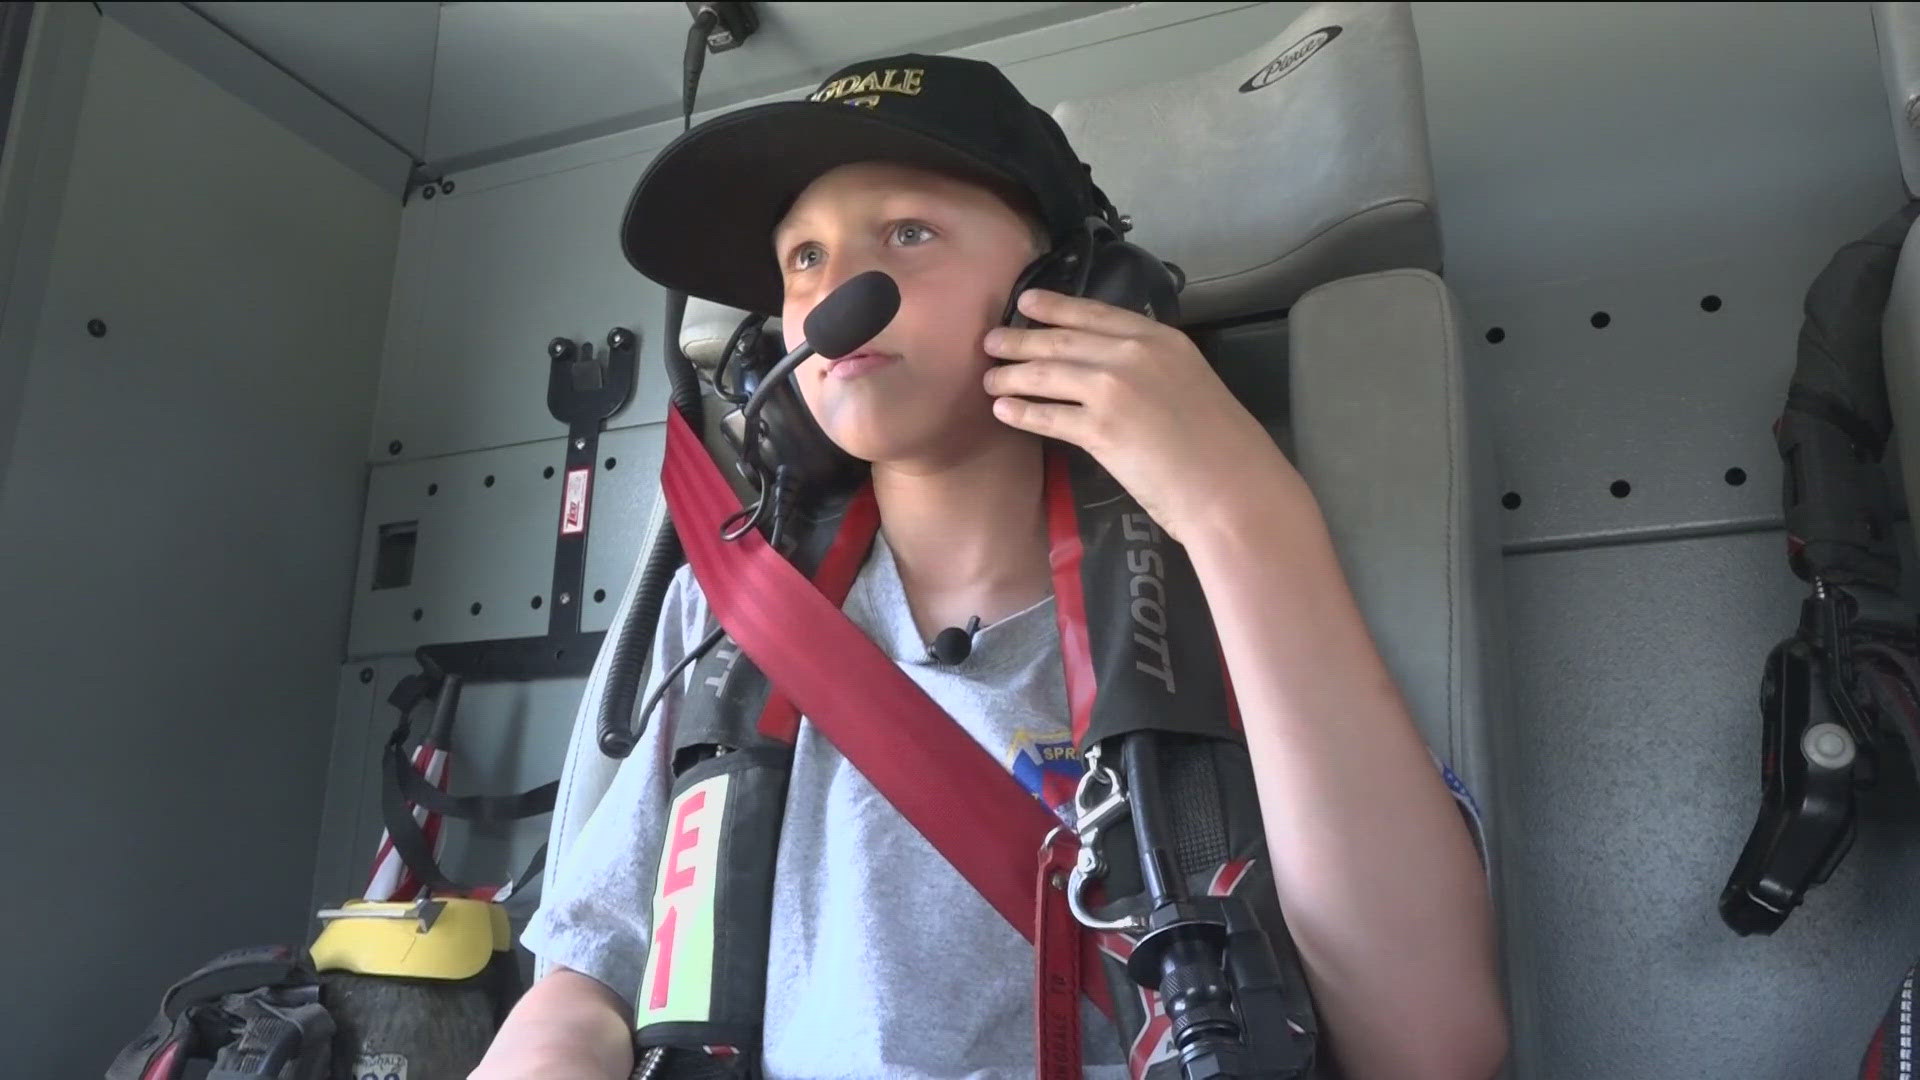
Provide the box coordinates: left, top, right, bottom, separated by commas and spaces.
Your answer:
1052, 748, 1146, 934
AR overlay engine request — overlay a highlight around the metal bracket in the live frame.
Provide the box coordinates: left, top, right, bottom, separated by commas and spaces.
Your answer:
1720, 585, 1889, 935
316, 898, 446, 933
416, 328, 637, 682
402, 162, 450, 206
685, 2, 758, 51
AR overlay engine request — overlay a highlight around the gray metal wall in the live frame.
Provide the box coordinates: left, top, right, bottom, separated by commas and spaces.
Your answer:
0, 7, 399, 1077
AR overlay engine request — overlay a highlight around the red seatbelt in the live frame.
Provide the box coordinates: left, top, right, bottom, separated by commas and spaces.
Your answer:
658, 408, 1114, 1060
752, 484, 880, 745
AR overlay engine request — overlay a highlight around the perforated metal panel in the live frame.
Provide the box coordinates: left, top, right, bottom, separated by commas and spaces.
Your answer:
347, 424, 664, 658
1464, 241, 1831, 553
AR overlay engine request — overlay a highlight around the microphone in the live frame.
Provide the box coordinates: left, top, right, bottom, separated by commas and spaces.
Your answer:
927, 616, 981, 666
742, 270, 900, 429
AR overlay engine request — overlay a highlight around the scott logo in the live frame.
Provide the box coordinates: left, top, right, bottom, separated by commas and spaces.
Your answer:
702, 638, 742, 697
1122, 512, 1176, 695
1238, 26, 1342, 93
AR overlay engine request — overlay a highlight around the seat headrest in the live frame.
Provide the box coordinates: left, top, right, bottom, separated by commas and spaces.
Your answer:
1051, 1, 1440, 325
680, 295, 762, 375
1876, 2, 1920, 198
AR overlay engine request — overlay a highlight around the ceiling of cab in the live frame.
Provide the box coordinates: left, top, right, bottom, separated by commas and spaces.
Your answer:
182, 2, 1129, 174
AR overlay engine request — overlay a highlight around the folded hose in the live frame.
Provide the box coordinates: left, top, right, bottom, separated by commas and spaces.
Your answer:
597, 289, 703, 758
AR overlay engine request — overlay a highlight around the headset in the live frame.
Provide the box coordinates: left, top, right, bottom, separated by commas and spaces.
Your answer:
1002, 211, 1185, 329
712, 207, 1186, 504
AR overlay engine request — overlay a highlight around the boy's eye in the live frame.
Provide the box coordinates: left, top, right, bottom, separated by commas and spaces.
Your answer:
786, 223, 933, 272
891, 222, 936, 246
790, 243, 824, 271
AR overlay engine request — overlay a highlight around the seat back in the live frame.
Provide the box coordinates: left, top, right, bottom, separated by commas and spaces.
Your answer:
1876, 2, 1920, 202
1057, 7, 1519, 1059
1054, 0, 1440, 325
1876, 3, 1920, 525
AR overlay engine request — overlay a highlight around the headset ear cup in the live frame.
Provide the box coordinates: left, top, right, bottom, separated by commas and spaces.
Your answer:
1001, 254, 1052, 330
998, 245, 1075, 330
1011, 220, 1181, 327
1081, 239, 1181, 325
1002, 229, 1098, 330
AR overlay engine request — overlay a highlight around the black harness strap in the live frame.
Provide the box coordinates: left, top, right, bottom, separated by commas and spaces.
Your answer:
107, 946, 331, 1080
379, 672, 556, 897
632, 485, 879, 1078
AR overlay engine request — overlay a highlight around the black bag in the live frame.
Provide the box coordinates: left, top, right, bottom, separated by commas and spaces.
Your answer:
106, 945, 333, 1080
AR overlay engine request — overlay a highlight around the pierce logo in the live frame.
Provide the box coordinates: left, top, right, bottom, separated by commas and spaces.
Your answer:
1238, 26, 1342, 93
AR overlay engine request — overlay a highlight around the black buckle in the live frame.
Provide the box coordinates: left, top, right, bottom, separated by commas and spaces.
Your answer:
1720, 586, 1888, 935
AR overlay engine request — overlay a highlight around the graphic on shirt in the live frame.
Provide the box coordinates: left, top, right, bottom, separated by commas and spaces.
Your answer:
1008, 727, 1084, 825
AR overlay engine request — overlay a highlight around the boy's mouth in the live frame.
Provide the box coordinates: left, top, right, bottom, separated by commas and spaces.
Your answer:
825, 350, 899, 380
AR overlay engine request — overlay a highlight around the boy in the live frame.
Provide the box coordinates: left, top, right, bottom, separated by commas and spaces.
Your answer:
476, 53, 1507, 1080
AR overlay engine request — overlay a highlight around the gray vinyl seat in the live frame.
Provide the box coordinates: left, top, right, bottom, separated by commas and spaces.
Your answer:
542, 2, 1519, 1065
1877, 2, 1920, 522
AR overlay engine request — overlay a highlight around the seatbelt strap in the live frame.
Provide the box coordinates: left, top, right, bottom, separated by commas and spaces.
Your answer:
660, 408, 1115, 1039
1037, 828, 1086, 1078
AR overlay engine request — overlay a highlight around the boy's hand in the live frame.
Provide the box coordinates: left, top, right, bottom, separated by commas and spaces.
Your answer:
983, 287, 1296, 545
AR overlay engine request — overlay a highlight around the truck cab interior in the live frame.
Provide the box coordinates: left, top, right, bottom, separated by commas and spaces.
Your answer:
1, 2, 1916, 1077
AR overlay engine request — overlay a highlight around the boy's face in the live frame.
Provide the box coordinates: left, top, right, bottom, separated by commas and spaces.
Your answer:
772, 160, 1042, 469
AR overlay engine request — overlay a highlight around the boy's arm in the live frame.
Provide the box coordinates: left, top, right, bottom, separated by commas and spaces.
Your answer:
479, 568, 702, 1080
470, 966, 634, 1080
1181, 461, 1509, 1080
982, 287, 1508, 1080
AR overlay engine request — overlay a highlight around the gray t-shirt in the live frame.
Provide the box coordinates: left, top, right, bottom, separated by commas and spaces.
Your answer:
524, 533, 1487, 1077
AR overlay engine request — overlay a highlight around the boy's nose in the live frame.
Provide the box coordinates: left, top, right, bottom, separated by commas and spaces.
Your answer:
816, 256, 883, 300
